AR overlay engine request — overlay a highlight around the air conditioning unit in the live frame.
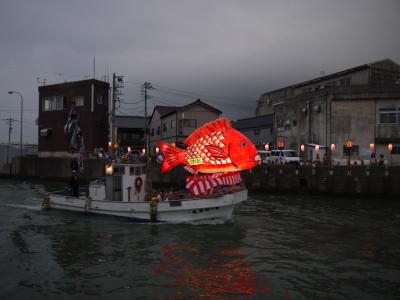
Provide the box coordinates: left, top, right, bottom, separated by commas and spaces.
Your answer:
40, 128, 52, 137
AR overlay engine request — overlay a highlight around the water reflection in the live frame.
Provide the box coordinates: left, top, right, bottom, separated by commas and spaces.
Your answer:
153, 244, 270, 299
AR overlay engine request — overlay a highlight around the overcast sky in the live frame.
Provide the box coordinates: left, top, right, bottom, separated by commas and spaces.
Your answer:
0, 0, 399, 144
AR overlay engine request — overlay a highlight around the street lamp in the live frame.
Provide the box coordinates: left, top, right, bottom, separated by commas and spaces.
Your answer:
344, 140, 352, 171
8, 91, 23, 156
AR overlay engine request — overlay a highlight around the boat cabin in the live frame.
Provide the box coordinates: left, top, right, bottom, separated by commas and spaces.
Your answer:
89, 162, 147, 202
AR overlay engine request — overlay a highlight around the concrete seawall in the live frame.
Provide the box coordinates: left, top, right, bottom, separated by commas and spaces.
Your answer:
2, 157, 399, 196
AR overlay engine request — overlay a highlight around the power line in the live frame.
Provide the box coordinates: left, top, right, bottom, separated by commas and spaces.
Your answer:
153, 84, 253, 108
119, 99, 144, 105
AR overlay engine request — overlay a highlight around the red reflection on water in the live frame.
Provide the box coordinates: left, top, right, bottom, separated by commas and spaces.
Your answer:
153, 244, 270, 299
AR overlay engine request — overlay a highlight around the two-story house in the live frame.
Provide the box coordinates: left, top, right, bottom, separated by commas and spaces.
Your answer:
38, 79, 109, 157
149, 99, 221, 152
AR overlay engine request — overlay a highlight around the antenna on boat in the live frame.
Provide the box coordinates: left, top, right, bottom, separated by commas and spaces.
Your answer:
142, 81, 153, 199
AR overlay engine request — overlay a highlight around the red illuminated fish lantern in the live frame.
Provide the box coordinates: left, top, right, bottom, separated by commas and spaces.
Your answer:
157, 118, 260, 173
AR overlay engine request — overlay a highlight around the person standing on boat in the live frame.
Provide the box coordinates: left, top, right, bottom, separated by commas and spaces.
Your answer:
70, 170, 79, 197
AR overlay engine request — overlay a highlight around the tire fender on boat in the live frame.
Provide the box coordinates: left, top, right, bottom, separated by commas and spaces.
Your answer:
135, 177, 143, 192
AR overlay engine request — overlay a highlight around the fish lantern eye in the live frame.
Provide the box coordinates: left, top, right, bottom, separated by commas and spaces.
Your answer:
241, 141, 247, 147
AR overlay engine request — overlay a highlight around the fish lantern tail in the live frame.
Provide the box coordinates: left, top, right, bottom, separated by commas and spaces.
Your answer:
157, 141, 185, 173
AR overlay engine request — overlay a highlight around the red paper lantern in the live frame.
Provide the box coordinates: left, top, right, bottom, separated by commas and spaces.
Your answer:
388, 143, 393, 153
264, 143, 270, 151
277, 140, 285, 150
330, 143, 336, 152
369, 143, 375, 152
300, 144, 305, 152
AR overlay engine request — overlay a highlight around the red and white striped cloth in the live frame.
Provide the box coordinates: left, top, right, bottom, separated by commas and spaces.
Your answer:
186, 172, 242, 196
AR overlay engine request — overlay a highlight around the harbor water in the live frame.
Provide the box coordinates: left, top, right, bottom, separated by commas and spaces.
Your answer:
0, 179, 399, 299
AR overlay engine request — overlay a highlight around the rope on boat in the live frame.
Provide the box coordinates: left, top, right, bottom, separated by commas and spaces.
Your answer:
150, 196, 158, 222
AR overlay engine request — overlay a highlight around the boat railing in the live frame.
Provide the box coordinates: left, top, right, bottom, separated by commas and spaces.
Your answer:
49, 187, 89, 198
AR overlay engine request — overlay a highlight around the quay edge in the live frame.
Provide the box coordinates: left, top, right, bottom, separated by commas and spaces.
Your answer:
1, 156, 399, 197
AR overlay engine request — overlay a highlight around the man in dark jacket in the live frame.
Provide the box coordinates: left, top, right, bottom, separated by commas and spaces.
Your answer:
70, 171, 79, 197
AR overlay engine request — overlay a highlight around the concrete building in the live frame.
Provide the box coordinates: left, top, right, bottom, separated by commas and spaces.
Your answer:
38, 79, 109, 157
115, 115, 147, 151
256, 59, 400, 164
232, 115, 274, 149
149, 99, 221, 152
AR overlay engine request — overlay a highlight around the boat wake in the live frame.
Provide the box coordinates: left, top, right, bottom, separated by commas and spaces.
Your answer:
4, 203, 42, 211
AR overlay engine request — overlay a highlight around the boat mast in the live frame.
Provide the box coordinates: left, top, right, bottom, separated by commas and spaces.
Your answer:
143, 81, 153, 200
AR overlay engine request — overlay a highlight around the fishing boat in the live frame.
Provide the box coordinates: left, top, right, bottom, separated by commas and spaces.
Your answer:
43, 161, 248, 223
42, 118, 260, 223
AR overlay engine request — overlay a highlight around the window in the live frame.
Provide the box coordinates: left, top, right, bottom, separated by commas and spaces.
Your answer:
113, 166, 125, 175
55, 96, 64, 110
72, 96, 84, 106
96, 95, 103, 104
183, 119, 197, 128
171, 119, 176, 128
379, 107, 399, 124
156, 126, 160, 135
343, 145, 359, 156
42, 96, 64, 111
43, 98, 53, 111
339, 77, 351, 87
163, 124, 167, 132
392, 144, 400, 155
151, 128, 154, 136
129, 167, 141, 176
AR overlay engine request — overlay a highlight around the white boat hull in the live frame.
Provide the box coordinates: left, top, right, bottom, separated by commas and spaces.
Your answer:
46, 189, 247, 223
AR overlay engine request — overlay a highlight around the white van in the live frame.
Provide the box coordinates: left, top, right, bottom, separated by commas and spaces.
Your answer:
270, 150, 300, 165
258, 150, 271, 164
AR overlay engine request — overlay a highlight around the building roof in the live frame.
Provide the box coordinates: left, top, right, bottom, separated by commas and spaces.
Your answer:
233, 114, 273, 130
161, 99, 221, 119
38, 79, 109, 92
115, 115, 148, 129
262, 59, 398, 96
154, 105, 179, 117
148, 105, 178, 124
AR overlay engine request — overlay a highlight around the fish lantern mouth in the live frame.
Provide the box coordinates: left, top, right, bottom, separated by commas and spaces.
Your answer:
255, 155, 261, 164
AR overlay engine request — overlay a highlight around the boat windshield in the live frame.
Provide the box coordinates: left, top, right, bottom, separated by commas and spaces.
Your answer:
284, 151, 298, 157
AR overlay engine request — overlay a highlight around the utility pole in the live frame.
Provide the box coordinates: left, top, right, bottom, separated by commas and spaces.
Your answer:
110, 73, 124, 157
93, 56, 96, 79
3, 117, 17, 168
142, 81, 153, 199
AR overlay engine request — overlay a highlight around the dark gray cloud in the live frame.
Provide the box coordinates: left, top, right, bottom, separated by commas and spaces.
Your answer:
1, 0, 399, 143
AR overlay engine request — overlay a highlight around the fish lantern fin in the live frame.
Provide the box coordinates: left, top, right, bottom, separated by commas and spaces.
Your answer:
205, 145, 228, 158
184, 118, 232, 146
157, 140, 185, 173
